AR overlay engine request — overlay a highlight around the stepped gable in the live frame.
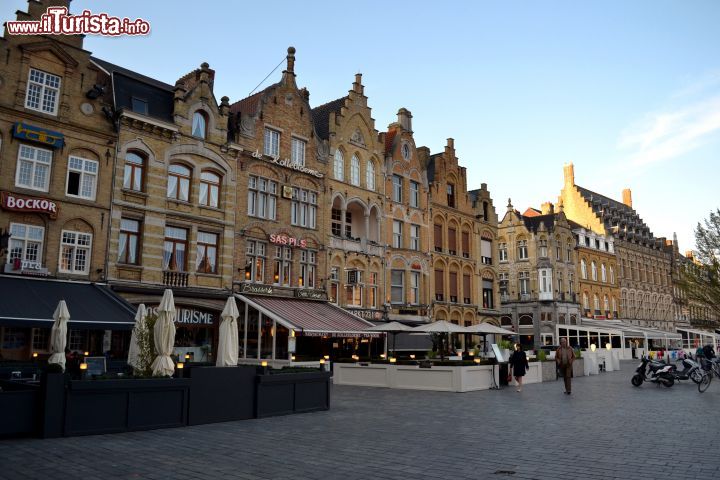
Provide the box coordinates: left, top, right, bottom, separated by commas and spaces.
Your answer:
576, 185, 654, 240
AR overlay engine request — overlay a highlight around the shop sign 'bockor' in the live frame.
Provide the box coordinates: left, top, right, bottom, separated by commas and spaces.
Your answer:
1, 191, 59, 219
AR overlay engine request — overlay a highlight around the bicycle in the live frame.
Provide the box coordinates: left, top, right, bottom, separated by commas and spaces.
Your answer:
697, 357, 719, 393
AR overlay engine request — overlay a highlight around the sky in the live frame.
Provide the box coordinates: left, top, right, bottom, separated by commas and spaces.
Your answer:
3, 0, 718, 251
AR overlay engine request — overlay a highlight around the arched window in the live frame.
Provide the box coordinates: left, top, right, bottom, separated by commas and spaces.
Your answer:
334, 150, 344, 180
350, 155, 360, 186
601, 263, 607, 282
609, 266, 615, 284
612, 297, 617, 313
581, 259, 587, 279
591, 261, 597, 281
167, 164, 191, 201
366, 160, 375, 191
604, 295, 609, 312
123, 151, 145, 192
199, 171, 220, 208
582, 292, 589, 309
192, 111, 207, 139
593, 294, 600, 311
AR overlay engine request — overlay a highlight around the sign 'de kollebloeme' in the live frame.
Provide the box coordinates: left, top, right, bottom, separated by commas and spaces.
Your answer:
251, 150, 324, 178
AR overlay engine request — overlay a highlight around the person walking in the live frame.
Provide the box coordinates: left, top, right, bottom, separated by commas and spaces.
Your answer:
556, 338, 575, 395
508, 343, 529, 392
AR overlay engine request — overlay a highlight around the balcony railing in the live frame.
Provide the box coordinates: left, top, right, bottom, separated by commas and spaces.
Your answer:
163, 270, 188, 288
329, 236, 384, 256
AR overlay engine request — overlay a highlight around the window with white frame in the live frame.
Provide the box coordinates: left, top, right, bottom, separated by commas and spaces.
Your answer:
538, 238, 548, 258
333, 150, 344, 180
66, 156, 98, 200
245, 240, 266, 283
350, 155, 360, 186
15, 144, 52, 191
32, 328, 50, 352
566, 241, 573, 262
557, 271, 564, 293
273, 246, 292, 286
604, 295, 610, 313
609, 266, 615, 284
499, 273, 509, 296
601, 263, 607, 282
123, 151, 144, 191
410, 224, 420, 250
581, 259, 587, 279
593, 294, 600, 312
329, 267, 340, 304
392, 175, 403, 202
263, 128, 280, 157
410, 180, 420, 208
366, 160, 375, 191
612, 297, 617, 313
199, 171, 220, 208
25, 68, 61, 115
391, 269, 404, 304
59, 230, 92, 274
300, 250, 316, 288
291, 187, 317, 229
583, 292, 589, 310
569, 273, 574, 294
196, 231, 218, 274
499, 242, 508, 262
167, 164, 191, 202
248, 175, 277, 220
392, 220, 403, 248
519, 271, 530, 295
517, 239, 528, 260
591, 261, 598, 281
291, 137, 306, 166
410, 271, 420, 305
7, 223, 44, 267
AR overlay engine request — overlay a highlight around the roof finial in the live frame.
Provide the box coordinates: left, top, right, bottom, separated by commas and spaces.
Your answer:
286, 46, 296, 74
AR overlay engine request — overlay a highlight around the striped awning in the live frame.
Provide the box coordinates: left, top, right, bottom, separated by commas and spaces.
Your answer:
235, 294, 380, 338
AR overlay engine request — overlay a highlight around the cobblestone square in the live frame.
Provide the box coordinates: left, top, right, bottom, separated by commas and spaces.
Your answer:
1, 361, 719, 479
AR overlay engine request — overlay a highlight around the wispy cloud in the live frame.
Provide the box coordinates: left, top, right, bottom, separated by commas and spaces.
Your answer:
617, 73, 720, 168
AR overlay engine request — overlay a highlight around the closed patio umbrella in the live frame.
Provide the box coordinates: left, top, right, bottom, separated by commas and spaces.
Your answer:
48, 300, 70, 371
366, 321, 413, 357
216, 296, 240, 367
127, 304, 147, 371
151, 289, 177, 377
463, 322, 515, 357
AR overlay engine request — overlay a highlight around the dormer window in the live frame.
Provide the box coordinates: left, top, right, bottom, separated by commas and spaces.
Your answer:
192, 111, 207, 139
402, 143, 411, 160
25, 68, 61, 115
131, 97, 148, 115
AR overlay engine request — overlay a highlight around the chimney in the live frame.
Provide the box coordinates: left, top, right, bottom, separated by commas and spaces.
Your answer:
563, 163, 575, 186
353, 73, 364, 95
281, 47, 297, 87
622, 188, 632, 208
397, 108, 412, 132
541, 202, 554, 215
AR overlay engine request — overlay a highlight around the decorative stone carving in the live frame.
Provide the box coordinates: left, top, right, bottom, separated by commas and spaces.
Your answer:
316, 139, 329, 162
240, 114, 255, 137
350, 128, 365, 146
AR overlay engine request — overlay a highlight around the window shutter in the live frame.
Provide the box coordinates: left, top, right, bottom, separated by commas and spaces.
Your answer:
434, 224, 443, 249
463, 274, 471, 297
462, 232, 470, 254
434, 269, 444, 294
449, 272, 458, 296
481, 239, 492, 258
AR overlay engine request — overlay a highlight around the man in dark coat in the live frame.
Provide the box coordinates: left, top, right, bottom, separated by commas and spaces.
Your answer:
556, 338, 575, 395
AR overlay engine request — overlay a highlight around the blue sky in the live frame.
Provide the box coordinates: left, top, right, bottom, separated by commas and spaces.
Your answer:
3, 0, 718, 251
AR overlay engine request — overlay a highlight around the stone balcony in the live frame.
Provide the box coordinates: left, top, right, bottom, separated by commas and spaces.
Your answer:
329, 236, 384, 257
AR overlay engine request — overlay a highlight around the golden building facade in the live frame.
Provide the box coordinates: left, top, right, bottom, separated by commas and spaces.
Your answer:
559, 163, 673, 330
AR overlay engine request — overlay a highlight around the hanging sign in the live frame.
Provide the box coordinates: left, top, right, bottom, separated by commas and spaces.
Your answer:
12, 122, 65, 148
1, 191, 59, 218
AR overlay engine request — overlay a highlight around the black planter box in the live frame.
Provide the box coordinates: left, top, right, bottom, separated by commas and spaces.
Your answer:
64, 378, 190, 436
0, 381, 39, 437
255, 371, 331, 418
187, 366, 256, 425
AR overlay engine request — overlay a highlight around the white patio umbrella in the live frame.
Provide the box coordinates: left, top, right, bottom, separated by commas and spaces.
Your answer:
48, 300, 70, 371
127, 304, 147, 370
150, 289, 177, 377
216, 296, 240, 367
411, 320, 470, 360
366, 321, 414, 357
463, 323, 515, 357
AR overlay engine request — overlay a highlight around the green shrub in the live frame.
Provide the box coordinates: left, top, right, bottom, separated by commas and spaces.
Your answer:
574, 349, 582, 359
537, 350, 547, 362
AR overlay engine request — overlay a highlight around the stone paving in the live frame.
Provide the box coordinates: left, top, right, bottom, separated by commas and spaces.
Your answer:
1, 361, 720, 479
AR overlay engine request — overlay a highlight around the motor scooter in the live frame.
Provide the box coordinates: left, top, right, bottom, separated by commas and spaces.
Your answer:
631, 356, 675, 387
671, 357, 703, 384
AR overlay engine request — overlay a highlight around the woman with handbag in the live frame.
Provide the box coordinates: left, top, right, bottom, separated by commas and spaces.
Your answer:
508, 343, 529, 392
